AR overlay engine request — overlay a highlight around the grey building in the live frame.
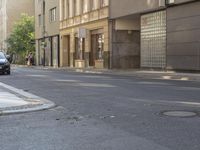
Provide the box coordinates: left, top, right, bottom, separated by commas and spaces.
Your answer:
110, 0, 200, 71
0, 0, 34, 52
35, 0, 60, 67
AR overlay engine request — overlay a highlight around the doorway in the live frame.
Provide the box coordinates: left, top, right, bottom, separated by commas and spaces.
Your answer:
62, 35, 70, 67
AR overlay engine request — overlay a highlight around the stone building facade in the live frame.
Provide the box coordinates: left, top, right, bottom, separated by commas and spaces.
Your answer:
59, 0, 109, 69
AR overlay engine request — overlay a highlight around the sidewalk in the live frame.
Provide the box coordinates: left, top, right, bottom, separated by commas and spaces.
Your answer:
0, 82, 55, 115
13, 65, 200, 81
70, 68, 200, 81
106, 70, 200, 81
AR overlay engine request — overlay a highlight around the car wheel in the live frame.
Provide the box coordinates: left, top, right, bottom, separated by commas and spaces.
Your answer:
7, 71, 10, 75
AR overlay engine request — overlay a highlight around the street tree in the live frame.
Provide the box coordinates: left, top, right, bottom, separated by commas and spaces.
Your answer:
6, 13, 35, 64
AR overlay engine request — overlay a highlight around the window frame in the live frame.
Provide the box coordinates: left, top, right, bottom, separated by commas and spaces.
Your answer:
49, 7, 57, 22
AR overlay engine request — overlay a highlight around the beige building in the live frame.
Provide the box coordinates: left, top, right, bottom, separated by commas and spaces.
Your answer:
0, 0, 34, 52
35, 0, 60, 67
59, 0, 109, 69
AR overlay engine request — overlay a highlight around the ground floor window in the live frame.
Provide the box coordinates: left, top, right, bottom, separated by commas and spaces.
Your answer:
37, 35, 59, 67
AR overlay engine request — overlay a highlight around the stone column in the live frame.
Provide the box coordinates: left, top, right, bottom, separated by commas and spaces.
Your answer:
64, 0, 68, 19
94, 0, 100, 9
59, 0, 63, 21
69, 0, 74, 18
76, 0, 82, 15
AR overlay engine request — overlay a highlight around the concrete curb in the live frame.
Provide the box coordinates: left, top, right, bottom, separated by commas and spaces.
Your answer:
0, 82, 56, 115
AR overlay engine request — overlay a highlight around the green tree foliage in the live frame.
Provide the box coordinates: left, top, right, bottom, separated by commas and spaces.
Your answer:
6, 13, 35, 64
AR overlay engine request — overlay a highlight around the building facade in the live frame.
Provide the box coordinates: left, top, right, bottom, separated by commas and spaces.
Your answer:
0, 0, 34, 52
35, 0, 60, 67
110, 0, 200, 71
59, 0, 109, 69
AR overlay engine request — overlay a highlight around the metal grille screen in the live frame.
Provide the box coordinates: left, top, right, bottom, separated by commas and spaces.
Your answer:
141, 11, 166, 68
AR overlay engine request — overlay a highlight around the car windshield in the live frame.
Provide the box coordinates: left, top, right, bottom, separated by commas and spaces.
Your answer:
0, 52, 6, 59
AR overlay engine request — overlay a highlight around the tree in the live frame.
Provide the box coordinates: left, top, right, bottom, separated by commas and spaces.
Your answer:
6, 13, 35, 64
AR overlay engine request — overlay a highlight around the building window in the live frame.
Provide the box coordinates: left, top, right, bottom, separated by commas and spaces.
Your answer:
38, 14, 42, 26
50, 7, 56, 22
100, 0, 108, 8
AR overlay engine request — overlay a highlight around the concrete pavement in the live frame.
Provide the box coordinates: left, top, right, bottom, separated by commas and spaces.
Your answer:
0, 82, 55, 115
1, 66, 200, 150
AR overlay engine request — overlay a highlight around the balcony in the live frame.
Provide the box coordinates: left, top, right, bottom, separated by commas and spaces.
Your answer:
60, 6, 108, 29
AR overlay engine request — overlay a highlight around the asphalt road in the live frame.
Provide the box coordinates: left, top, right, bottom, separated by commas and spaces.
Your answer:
0, 66, 200, 150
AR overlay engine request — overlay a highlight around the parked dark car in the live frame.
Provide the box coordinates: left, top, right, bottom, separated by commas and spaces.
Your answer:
0, 52, 10, 75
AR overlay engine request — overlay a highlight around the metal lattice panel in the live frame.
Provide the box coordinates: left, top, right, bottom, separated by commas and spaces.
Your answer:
141, 11, 166, 68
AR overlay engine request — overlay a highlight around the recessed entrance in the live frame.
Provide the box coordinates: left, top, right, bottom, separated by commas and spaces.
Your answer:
62, 35, 70, 67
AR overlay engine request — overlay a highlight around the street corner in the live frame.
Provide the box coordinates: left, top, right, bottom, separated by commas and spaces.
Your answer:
0, 82, 56, 115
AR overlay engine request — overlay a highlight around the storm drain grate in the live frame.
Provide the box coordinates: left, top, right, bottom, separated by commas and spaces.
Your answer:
162, 111, 197, 118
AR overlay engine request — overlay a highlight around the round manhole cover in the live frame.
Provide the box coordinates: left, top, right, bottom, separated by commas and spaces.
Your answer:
162, 111, 197, 117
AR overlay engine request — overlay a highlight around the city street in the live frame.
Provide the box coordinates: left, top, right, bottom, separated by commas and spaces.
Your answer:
0, 66, 200, 150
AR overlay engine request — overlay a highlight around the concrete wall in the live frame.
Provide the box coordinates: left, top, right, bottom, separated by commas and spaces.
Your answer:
45, 0, 59, 37
110, 0, 197, 19
7, 0, 34, 38
115, 18, 140, 31
112, 26, 140, 69
167, 1, 200, 70
0, 0, 34, 51
35, 0, 42, 39
110, 0, 159, 19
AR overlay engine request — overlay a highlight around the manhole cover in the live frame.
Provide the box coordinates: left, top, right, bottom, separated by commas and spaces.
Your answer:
162, 111, 197, 117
